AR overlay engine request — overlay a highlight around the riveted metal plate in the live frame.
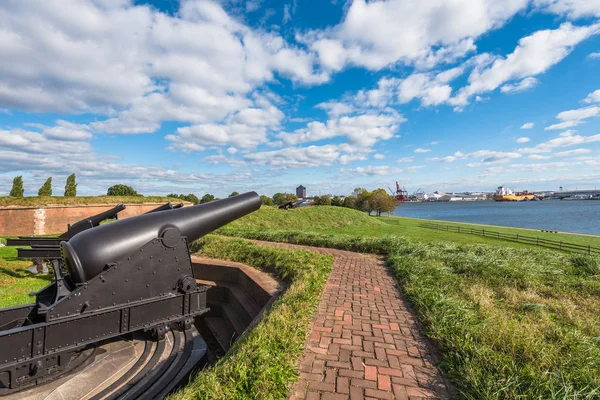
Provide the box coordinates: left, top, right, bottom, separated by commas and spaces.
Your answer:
45, 311, 121, 352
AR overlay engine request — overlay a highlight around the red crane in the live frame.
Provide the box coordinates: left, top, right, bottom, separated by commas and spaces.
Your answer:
388, 182, 408, 202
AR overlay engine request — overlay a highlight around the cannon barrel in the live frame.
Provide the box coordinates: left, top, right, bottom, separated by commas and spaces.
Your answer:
144, 202, 175, 214
60, 203, 126, 238
62, 192, 261, 284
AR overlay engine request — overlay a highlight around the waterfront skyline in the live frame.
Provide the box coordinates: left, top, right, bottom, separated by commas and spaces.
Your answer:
0, 0, 599, 197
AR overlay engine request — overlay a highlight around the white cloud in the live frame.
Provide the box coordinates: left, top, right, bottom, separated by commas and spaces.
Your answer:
0, 0, 327, 148
589, 52, 600, 59
429, 150, 520, 166
414, 148, 431, 153
300, 0, 528, 72
277, 111, 405, 148
545, 106, 600, 130
518, 131, 600, 153
374, 153, 385, 160
520, 122, 535, 129
500, 77, 538, 94
583, 89, 600, 104
340, 165, 423, 177
396, 157, 414, 163
243, 145, 340, 168
452, 23, 600, 105
283, 3, 292, 24
534, 0, 600, 19
516, 137, 531, 143
554, 148, 592, 157
527, 154, 551, 160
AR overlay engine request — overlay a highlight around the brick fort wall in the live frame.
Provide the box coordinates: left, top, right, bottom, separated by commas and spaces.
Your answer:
0, 203, 189, 236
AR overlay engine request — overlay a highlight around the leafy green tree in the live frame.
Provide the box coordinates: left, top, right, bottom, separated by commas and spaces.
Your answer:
229, 191, 240, 197
38, 177, 53, 196
342, 196, 355, 209
166, 193, 179, 198
184, 193, 200, 204
313, 195, 331, 206
352, 188, 371, 213
64, 174, 77, 197
260, 195, 275, 206
200, 193, 215, 203
107, 184, 140, 196
331, 195, 343, 207
272, 192, 298, 206
10, 176, 24, 198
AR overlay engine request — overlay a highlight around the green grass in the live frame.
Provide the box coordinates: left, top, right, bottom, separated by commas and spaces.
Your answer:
222, 229, 600, 399
170, 235, 333, 400
222, 206, 600, 250
0, 195, 183, 207
0, 245, 52, 308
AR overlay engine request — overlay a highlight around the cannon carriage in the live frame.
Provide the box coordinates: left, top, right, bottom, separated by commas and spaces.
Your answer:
0, 193, 261, 398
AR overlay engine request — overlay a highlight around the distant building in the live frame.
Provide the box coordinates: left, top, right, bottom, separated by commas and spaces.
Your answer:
296, 185, 306, 198
415, 192, 429, 201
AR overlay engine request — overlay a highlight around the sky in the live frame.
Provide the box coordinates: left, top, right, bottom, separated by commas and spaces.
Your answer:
0, 0, 599, 198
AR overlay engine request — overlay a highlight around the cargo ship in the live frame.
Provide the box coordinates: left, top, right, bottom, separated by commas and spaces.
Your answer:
493, 186, 535, 201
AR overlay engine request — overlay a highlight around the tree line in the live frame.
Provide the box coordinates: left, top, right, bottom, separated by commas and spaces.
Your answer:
5, 177, 397, 215
8, 174, 77, 198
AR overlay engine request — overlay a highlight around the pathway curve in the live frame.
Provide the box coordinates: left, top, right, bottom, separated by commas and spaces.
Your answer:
253, 241, 452, 400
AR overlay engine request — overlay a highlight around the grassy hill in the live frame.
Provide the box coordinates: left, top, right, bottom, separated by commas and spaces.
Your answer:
226, 205, 385, 231
223, 206, 600, 249
0, 196, 182, 207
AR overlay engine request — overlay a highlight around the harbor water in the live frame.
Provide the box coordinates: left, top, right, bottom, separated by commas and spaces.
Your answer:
393, 200, 600, 236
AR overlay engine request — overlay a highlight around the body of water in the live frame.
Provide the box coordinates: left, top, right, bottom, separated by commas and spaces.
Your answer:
393, 200, 600, 236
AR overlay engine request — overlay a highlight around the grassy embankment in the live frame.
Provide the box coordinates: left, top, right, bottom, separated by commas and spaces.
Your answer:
0, 196, 181, 207
221, 205, 600, 249
0, 244, 51, 307
219, 206, 600, 399
170, 235, 332, 400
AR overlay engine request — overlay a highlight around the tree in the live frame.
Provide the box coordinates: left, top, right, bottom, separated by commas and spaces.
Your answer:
200, 193, 215, 203
38, 177, 52, 196
260, 195, 275, 206
229, 191, 240, 197
10, 176, 24, 198
272, 192, 298, 206
313, 195, 331, 206
184, 193, 200, 205
342, 196, 355, 209
352, 188, 371, 213
107, 184, 140, 196
331, 195, 343, 207
369, 188, 398, 216
64, 174, 77, 197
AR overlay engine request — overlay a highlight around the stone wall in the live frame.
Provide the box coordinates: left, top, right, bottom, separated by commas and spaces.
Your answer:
0, 203, 189, 236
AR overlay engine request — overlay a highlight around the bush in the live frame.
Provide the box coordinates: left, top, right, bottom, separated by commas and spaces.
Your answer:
107, 184, 140, 196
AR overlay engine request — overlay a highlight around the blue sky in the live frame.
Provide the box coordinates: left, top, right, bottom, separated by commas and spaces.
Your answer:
1, 0, 599, 198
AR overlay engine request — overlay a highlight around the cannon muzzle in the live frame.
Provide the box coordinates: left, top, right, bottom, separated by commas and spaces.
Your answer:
61, 192, 260, 284
59, 203, 126, 239
144, 202, 175, 214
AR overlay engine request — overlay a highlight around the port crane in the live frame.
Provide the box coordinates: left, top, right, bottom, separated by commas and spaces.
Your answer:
388, 181, 408, 202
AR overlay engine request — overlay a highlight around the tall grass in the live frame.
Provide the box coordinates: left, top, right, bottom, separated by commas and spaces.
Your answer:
224, 229, 600, 399
171, 235, 333, 400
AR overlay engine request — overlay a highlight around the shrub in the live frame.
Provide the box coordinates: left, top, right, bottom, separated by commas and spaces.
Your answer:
107, 184, 140, 196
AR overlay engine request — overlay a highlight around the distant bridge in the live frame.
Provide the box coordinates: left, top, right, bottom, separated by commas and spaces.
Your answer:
551, 189, 600, 198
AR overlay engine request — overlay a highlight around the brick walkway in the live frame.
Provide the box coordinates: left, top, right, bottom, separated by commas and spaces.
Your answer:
253, 241, 452, 400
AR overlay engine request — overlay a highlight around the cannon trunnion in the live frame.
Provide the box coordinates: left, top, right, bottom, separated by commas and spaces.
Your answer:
0, 192, 262, 395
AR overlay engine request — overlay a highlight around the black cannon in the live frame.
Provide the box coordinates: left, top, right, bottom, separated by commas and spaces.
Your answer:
144, 202, 184, 214
5, 204, 127, 248
0, 192, 261, 395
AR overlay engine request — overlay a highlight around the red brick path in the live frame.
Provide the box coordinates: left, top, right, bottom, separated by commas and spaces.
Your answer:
253, 241, 452, 400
